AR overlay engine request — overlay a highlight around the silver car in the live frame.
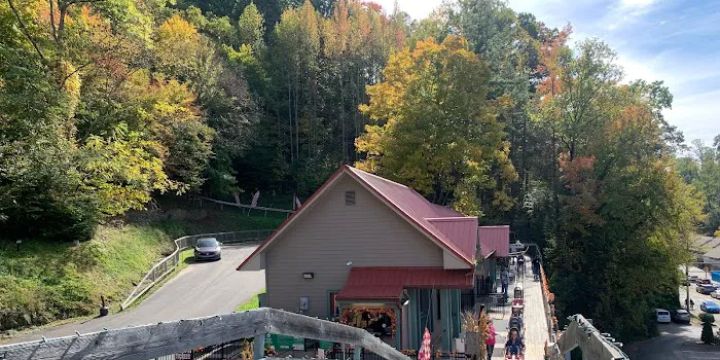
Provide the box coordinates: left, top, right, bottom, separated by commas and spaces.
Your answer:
672, 309, 691, 324
194, 237, 221, 261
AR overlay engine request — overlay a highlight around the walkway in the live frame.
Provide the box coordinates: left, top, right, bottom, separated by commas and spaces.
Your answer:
488, 259, 549, 359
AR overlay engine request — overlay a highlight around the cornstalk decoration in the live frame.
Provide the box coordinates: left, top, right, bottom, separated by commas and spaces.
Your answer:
461, 311, 489, 359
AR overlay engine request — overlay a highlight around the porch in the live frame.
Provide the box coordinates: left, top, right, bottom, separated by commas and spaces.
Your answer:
334, 267, 473, 352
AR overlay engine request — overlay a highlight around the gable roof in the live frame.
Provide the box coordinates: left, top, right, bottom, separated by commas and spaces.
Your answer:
693, 234, 720, 254
478, 225, 510, 257
237, 165, 476, 270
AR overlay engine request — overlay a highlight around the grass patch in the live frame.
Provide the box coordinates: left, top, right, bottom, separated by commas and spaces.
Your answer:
235, 290, 265, 312
0, 202, 284, 333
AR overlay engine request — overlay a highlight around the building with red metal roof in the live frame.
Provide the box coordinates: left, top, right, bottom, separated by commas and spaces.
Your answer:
237, 165, 510, 352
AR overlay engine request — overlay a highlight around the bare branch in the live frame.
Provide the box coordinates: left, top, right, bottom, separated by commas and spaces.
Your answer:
60, 61, 93, 86
63, 0, 107, 4
6, 0, 47, 63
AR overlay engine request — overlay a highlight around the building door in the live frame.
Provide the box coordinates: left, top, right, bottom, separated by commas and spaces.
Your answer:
328, 291, 339, 319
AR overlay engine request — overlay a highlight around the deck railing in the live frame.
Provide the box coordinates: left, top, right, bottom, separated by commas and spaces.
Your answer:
0, 308, 411, 360
120, 230, 273, 310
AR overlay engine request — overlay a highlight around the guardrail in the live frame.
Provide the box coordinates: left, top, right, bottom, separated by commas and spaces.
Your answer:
120, 230, 273, 310
0, 308, 411, 360
198, 196, 295, 214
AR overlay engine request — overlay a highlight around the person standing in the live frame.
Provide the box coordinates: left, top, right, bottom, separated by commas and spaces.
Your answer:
501, 269, 509, 295
532, 257, 541, 281
485, 319, 496, 360
517, 255, 525, 278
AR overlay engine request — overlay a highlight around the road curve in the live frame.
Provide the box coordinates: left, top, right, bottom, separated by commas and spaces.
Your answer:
3, 244, 264, 344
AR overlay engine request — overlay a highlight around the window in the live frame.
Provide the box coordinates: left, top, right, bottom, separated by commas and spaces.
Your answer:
345, 191, 356, 205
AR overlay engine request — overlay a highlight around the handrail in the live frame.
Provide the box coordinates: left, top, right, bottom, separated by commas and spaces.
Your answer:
120, 229, 273, 310
557, 314, 629, 359
0, 308, 411, 360
198, 196, 295, 214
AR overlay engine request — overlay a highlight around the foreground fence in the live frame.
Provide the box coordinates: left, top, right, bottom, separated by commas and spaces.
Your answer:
0, 308, 411, 360
120, 230, 273, 310
554, 314, 629, 360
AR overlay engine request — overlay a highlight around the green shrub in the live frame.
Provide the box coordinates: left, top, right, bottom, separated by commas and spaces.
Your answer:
700, 313, 715, 344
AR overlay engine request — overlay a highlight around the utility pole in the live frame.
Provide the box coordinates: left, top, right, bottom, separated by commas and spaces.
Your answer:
686, 234, 690, 311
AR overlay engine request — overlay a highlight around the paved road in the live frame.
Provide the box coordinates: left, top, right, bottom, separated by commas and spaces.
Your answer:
625, 323, 719, 359
625, 267, 720, 359
3, 244, 264, 344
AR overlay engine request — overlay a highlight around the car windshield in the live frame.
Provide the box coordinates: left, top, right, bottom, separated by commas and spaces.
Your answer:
196, 238, 218, 248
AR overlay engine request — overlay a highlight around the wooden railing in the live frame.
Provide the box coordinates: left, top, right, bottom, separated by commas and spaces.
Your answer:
0, 308, 411, 360
119, 230, 273, 310
198, 196, 295, 215
556, 314, 629, 360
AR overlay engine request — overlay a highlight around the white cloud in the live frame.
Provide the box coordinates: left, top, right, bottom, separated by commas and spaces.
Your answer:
665, 89, 720, 144
620, 0, 657, 9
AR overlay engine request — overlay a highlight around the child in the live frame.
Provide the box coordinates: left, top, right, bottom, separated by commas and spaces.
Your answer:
505, 327, 525, 357
485, 319, 496, 360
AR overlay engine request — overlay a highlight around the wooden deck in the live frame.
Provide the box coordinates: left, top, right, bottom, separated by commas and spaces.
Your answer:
489, 262, 549, 359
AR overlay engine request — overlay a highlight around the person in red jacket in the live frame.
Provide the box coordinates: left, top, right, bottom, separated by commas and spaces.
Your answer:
485, 319, 496, 360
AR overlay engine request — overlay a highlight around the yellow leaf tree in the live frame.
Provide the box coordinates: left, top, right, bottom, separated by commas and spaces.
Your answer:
356, 36, 517, 215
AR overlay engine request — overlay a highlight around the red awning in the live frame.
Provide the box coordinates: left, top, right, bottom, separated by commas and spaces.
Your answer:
336, 267, 474, 301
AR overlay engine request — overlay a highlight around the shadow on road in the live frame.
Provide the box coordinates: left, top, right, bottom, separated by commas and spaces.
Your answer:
624, 323, 720, 360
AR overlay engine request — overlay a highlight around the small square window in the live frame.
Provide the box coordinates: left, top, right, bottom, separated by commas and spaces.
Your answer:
345, 191, 356, 205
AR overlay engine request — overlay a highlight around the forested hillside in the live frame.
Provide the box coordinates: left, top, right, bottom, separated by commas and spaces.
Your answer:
1, 0, 717, 340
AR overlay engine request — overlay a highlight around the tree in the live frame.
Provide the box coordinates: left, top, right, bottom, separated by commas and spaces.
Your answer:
238, 2, 265, 47
678, 139, 720, 234
80, 125, 179, 216
539, 40, 704, 340
356, 36, 517, 215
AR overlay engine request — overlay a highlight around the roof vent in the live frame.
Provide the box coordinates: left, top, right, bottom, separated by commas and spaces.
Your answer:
345, 191, 356, 206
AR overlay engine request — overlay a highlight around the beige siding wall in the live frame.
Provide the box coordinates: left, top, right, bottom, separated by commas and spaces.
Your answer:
264, 174, 444, 318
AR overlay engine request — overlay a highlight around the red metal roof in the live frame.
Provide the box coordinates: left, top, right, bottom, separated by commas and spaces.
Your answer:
238, 166, 478, 270
346, 167, 476, 264
426, 217, 477, 261
335, 267, 474, 301
478, 225, 510, 257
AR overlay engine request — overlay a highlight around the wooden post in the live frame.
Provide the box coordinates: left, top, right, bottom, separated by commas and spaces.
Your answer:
354, 346, 362, 360
253, 333, 266, 360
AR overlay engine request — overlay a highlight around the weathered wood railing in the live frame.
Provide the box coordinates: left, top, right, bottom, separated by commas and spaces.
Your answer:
198, 196, 295, 215
555, 314, 629, 360
120, 230, 273, 310
0, 308, 411, 360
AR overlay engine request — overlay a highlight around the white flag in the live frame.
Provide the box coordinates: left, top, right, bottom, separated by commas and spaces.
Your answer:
251, 191, 260, 207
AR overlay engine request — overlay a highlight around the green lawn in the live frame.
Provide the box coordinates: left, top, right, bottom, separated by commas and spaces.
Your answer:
0, 203, 283, 332
235, 290, 265, 312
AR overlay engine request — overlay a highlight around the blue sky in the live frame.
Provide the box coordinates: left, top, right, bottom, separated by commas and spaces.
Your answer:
374, 0, 719, 145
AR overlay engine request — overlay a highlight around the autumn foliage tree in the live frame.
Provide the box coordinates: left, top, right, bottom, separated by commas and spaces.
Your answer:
540, 40, 704, 340
356, 36, 517, 215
